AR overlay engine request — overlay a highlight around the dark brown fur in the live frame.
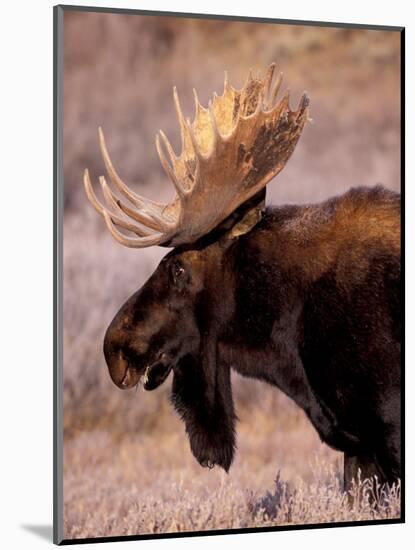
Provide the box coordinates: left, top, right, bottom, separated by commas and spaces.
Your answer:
103, 185, 401, 487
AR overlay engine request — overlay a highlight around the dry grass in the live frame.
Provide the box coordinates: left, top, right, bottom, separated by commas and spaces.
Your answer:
62, 12, 401, 540
63, 416, 400, 539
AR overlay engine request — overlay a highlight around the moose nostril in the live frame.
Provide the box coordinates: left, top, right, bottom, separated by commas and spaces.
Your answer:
117, 363, 141, 390
104, 343, 130, 388
118, 351, 131, 383
120, 365, 128, 386
103, 327, 144, 389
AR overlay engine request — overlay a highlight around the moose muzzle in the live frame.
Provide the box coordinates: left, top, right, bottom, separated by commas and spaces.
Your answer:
104, 326, 173, 391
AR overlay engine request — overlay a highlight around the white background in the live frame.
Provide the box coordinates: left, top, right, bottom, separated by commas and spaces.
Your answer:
0, 1, 412, 548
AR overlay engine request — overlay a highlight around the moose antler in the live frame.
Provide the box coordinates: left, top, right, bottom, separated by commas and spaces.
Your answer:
84, 63, 310, 248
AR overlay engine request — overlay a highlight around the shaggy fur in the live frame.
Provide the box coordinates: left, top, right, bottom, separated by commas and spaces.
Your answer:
103, 185, 401, 488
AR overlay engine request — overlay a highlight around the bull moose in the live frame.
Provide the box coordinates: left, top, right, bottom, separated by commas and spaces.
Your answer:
84, 64, 401, 491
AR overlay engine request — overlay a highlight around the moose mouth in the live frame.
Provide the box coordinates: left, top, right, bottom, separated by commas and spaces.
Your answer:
119, 354, 173, 391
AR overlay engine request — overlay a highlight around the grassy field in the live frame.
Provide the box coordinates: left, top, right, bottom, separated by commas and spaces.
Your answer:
62, 12, 401, 539
63, 376, 400, 539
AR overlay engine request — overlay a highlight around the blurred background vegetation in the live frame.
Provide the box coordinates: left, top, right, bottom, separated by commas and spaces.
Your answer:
62, 10, 401, 538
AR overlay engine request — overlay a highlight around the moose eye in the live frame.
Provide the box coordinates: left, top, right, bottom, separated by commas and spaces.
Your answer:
172, 262, 186, 280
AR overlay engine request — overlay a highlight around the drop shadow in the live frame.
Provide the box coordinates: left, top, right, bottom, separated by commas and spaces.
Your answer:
21, 524, 53, 542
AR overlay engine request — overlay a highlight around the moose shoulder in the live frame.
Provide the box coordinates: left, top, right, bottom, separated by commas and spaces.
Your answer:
84, 64, 401, 490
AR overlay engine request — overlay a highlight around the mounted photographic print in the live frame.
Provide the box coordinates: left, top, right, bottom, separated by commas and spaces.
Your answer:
53, 5, 404, 545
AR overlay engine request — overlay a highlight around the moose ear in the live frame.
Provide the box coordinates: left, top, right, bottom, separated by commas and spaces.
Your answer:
171, 333, 236, 472
227, 202, 264, 240
222, 187, 266, 243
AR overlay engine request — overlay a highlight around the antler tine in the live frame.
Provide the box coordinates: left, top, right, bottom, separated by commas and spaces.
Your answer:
98, 127, 164, 212
102, 170, 172, 231
84, 169, 156, 237
185, 117, 202, 161
298, 92, 310, 114
247, 68, 254, 86
102, 210, 164, 248
159, 130, 177, 164
99, 127, 177, 230
263, 62, 276, 109
270, 72, 284, 108
116, 190, 174, 231
278, 89, 291, 113
223, 70, 229, 92
99, 176, 157, 236
173, 86, 203, 162
208, 100, 219, 149
84, 168, 101, 216
173, 87, 188, 153
193, 88, 201, 117
84, 169, 105, 217
156, 133, 186, 199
